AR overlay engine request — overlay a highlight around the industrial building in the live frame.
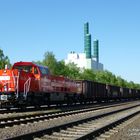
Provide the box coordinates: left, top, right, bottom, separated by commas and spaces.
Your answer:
65, 22, 104, 71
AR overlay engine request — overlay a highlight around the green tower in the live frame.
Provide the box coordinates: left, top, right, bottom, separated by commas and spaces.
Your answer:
93, 40, 99, 62
85, 34, 92, 58
84, 22, 89, 53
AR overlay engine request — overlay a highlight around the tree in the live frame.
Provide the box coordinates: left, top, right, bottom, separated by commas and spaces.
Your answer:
42, 51, 58, 75
128, 81, 136, 89
55, 60, 69, 76
80, 69, 96, 81
33, 60, 43, 65
65, 62, 81, 79
0, 49, 11, 69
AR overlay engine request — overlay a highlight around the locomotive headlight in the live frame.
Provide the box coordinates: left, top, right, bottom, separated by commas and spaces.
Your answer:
4, 85, 8, 92
8, 88, 11, 91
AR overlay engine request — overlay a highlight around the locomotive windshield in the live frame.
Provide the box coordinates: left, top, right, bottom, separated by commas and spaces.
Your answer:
13, 65, 32, 73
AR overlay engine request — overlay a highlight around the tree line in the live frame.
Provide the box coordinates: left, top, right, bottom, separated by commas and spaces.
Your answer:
1, 48, 140, 89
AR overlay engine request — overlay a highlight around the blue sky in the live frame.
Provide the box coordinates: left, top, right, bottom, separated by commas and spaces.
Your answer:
0, 0, 140, 83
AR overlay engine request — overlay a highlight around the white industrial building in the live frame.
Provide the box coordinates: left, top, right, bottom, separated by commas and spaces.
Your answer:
65, 52, 103, 71
65, 22, 104, 71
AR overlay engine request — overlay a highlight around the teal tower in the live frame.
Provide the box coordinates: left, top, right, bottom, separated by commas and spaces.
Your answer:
93, 40, 99, 62
85, 34, 92, 58
84, 22, 89, 53
84, 22, 91, 58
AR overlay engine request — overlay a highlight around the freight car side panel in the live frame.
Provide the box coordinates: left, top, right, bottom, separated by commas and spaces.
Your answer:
131, 89, 138, 98
75, 80, 92, 98
85, 81, 93, 98
137, 89, 140, 98
106, 85, 120, 99
93, 82, 106, 100
76, 80, 107, 100
122, 87, 131, 99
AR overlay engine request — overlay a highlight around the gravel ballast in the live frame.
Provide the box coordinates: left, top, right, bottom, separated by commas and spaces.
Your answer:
0, 102, 140, 139
100, 114, 140, 140
0, 104, 140, 139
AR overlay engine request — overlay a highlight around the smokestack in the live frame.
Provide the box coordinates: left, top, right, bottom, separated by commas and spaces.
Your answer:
85, 34, 92, 58
84, 22, 89, 53
93, 40, 99, 62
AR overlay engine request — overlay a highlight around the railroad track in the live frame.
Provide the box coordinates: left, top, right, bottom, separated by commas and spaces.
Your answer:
0, 100, 131, 117
0, 101, 140, 139
0, 100, 137, 114
0, 100, 138, 129
33, 105, 140, 140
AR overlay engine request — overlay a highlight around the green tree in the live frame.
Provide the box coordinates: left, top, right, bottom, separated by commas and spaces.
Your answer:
128, 81, 136, 89
42, 51, 58, 75
116, 76, 127, 87
0, 49, 11, 69
80, 69, 96, 81
33, 60, 43, 65
55, 60, 69, 76
65, 62, 81, 79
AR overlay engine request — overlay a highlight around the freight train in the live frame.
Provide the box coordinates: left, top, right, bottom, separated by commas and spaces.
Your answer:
0, 61, 140, 108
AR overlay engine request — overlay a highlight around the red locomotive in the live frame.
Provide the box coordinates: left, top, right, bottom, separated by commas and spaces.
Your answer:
0, 62, 78, 108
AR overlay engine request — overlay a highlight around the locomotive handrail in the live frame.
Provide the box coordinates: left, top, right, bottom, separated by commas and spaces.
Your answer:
16, 72, 19, 99
24, 77, 31, 100
12, 71, 20, 99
